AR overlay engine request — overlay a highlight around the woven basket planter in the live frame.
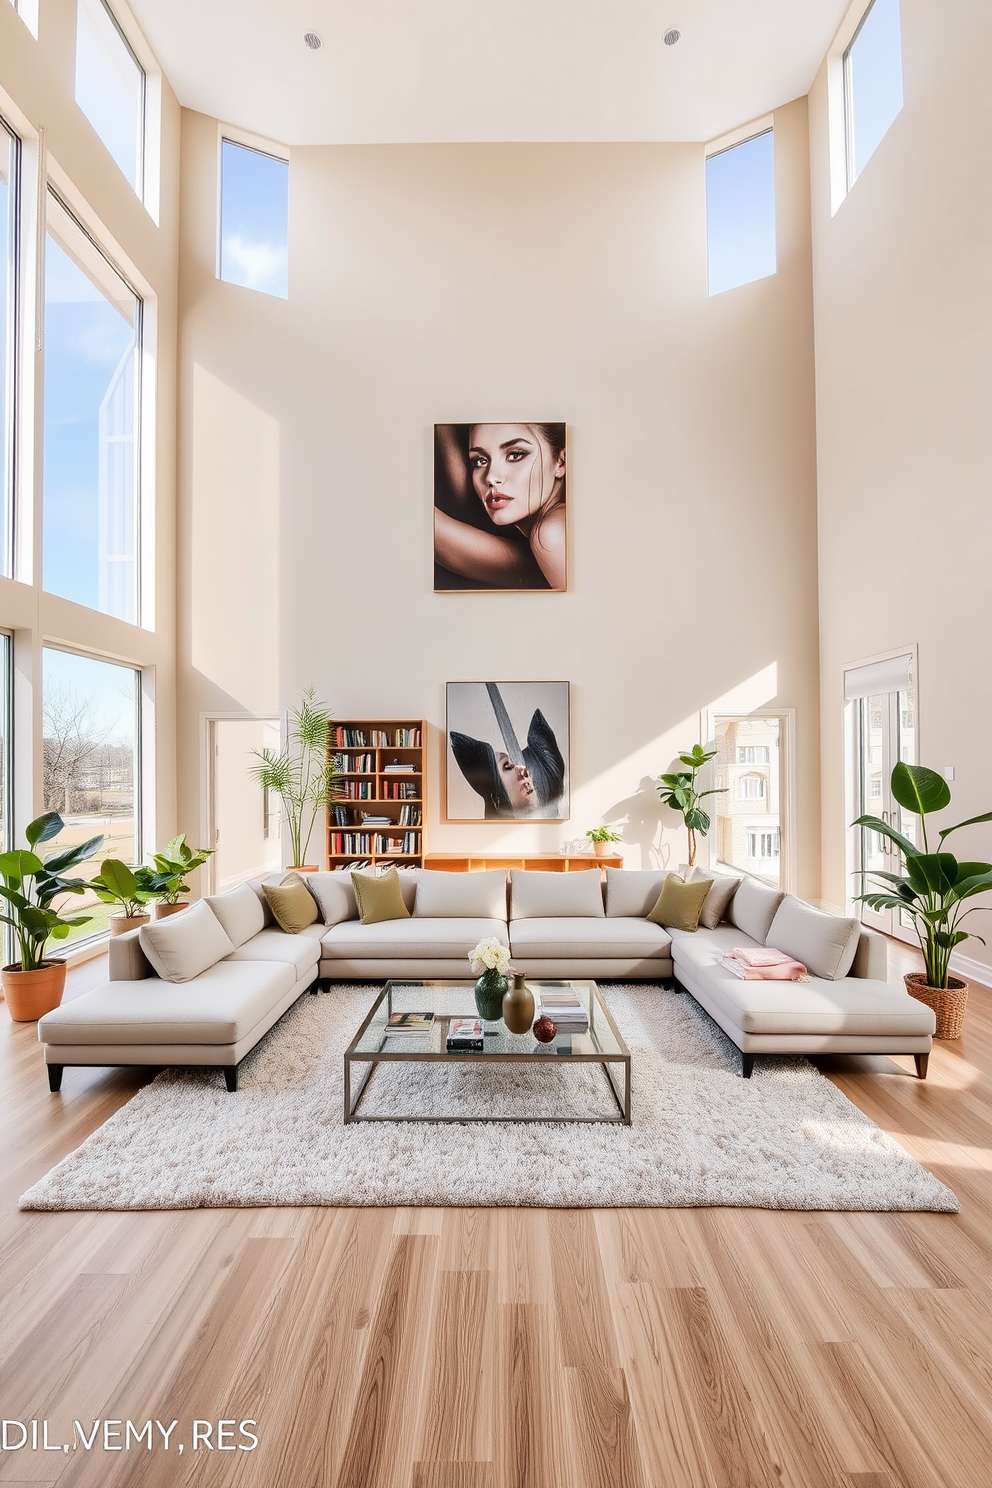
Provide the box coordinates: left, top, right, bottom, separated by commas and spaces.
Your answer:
905, 972, 968, 1040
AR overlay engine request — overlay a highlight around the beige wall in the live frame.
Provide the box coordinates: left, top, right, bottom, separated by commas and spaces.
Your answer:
0, 0, 181, 855
810, 0, 992, 971
178, 99, 822, 887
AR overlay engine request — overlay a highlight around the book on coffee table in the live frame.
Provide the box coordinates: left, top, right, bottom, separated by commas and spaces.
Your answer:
446, 1017, 484, 1051
383, 1011, 434, 1035
538, 989, 589, 1030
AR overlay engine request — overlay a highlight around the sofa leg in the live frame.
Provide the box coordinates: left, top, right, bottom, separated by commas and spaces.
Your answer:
741, 1054, 754, 1079
914, 1053, 929, 1080
224, 1066, 239, 1093
48, 1064, 64, 1093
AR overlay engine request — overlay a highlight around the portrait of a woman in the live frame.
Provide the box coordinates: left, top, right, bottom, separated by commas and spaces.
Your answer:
434, 423, 566, 591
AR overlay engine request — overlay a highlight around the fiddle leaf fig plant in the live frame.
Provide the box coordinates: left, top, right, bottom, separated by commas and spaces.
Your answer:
0, 812, 105, 971
854, 762, 992, 990
655, 745, 726, 867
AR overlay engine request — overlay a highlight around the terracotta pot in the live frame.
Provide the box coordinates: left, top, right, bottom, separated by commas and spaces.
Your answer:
2, 960, 67, 1022
288, 865, 319, 873
502, 972, 536, 1035
905, 972, 968, 1040
152, 901, 189, 920
592, 841, 612, 858
110, 913, 151, 937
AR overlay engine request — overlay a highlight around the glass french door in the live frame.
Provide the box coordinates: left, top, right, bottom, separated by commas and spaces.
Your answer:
854, 685, 916, 942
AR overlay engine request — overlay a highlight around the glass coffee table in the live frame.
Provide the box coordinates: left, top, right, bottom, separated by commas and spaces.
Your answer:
343, 979, 631, 1125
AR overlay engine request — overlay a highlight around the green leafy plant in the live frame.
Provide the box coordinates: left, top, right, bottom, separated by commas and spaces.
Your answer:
90, 859, 156, 920
655, 745, 726, 867
0, 812, 105, 971
854, 762, 992, 989
585, 827, 622, 844
145, 835, 214, 904
249, 688, 338, 868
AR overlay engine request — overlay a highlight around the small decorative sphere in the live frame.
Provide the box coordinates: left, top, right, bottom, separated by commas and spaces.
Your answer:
533, 1016, 557, 1043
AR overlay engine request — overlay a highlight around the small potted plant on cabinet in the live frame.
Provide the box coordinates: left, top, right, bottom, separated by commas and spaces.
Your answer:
90, 859, 156, 936
0, 812, 105, 1021
145, 835, 214, 918
854, 761, 992, 1038
249, 687, 337, 871
585, 826, 623, 859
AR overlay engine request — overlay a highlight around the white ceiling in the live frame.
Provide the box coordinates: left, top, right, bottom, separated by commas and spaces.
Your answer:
127, 0, 851, 147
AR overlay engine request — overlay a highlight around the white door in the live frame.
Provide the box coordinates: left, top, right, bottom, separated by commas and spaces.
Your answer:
848, 659, 917, 943
208, 718, 282, 893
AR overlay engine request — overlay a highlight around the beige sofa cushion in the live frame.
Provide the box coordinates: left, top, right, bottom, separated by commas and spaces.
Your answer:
604, 868, 670, 919
225, 924, 322, 974
414, 869, 507, 919
206, 883, 266, 948
728, 878, 785, 944
766, 896, 862, 981
138, 900, 235, 983
687, 867, 743, 929
38, 961, 295, 1046
321, 916, 507, 961
509, 917, 671, 960
510, 870, 604, 919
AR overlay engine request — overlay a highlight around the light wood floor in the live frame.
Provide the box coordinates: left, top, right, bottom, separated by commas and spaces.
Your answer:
2, 945, 991, 1488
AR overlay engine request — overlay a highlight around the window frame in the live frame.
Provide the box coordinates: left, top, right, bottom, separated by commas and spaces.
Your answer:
216, 129, 291, 299
74, 0, 147, 199
0, 116, 19, 582
705, 708, 796, 892
43, 186, 144, 626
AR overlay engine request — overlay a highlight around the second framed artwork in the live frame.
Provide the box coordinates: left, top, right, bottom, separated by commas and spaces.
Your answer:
433, 423, 566, 591
446, 682, 569, 821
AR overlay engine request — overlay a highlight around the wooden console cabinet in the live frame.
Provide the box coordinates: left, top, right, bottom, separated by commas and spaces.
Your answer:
423, 853, 622, 873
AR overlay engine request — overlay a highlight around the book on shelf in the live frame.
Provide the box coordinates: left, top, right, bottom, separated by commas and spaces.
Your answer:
383, 761, 416, 772
384, 1011, 435, 1036
361, 814, 391, 825
446, 1017, 484, 1052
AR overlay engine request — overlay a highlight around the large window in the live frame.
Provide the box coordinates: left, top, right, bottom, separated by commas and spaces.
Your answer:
74, 0, 145, 195
705, 129, 776, 297
1, 119, 17, 578
219, 139, 289, 299
42, 648, 140, 945
0, 632, 10, 855
43, 193, 141, 623
844, 0, 904, 186
713, 716, 783, 887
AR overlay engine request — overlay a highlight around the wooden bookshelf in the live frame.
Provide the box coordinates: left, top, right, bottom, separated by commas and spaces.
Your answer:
327, 720, 427, 870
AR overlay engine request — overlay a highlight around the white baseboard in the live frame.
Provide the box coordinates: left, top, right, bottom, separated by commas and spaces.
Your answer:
949, 949, 992, 989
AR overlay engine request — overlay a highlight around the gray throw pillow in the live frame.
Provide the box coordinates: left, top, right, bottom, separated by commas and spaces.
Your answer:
766, 896, 862, 980
687, 867, 742, 929
728, 877, 786, 944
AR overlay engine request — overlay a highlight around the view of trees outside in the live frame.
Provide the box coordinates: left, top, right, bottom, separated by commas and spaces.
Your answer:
43, 194, 140, 623
42, 648, 139, 945
713, 716, 782, 887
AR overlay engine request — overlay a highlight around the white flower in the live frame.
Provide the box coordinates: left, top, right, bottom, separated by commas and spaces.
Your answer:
468, 937, 510, 976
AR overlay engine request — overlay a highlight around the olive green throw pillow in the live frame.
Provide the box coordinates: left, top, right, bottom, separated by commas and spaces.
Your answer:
263, 873, 320, 934
646, 874, 712, 933
351, 867, 411, 926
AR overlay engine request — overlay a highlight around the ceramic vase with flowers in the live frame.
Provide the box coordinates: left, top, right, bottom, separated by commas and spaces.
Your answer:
468, 936, 510, 1026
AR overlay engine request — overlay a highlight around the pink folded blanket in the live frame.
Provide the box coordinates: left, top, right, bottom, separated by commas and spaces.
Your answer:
721, 946, 809, 982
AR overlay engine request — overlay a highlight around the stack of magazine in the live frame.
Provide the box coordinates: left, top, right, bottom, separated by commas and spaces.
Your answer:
537, 988, 589, 1034
383, 1011, 434, 1037
446, 1017, 484, 1052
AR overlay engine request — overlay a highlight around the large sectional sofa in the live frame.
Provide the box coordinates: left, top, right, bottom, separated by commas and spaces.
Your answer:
37, 866, 936, 1090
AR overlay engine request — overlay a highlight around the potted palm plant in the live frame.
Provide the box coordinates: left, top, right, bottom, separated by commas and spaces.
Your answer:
0, 812, 105, 1021
90, 859, 156, 936
655, 745, 726, 867
145, 835, 214, 918
585, 826, 622, 859
249, 688, 337, 871
854, 762, 992, 1038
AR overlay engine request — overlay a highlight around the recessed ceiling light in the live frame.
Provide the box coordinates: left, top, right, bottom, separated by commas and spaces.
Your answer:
304, 31, 323, 51
664, 28, 681, 46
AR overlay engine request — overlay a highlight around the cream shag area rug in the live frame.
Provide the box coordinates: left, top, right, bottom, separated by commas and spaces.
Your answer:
20, 985, 957, 1213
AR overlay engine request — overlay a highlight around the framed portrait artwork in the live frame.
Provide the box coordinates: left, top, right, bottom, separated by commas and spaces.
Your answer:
446, 682, 570, 822
433, 423, 566, 592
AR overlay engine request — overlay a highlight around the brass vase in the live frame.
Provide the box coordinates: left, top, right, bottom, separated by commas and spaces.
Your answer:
502, 972, 536, 1035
